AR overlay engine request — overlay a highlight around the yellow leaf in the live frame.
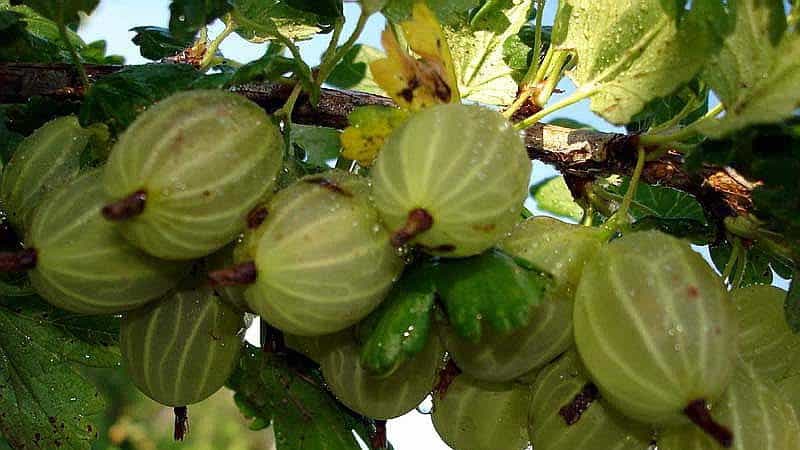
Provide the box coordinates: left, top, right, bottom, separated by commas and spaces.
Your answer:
340, 106, 409, 166
370, 1, 460, 110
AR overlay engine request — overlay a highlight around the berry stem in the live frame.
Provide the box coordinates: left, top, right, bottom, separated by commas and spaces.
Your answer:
559, 383, 600, 426
173, 406, 189, 441
391, 209, 434, 247
434, 359, 462, 400
102, 191, 147, 221
684, 399, 733, 448
371, 420, 388, 450
0, 248, 37, 272
208, 262, 257, 287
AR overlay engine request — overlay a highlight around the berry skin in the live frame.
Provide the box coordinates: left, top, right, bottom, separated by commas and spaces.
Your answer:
120, 286, 245, 407
528, 351, 653, 450
234, 170, 404, 336
1, 116, 90, 233
371, 103, 532, 257
103, 90, 284, 260
27, 169, 187, 314
573, 230, 736, 428
432, 374, 531, 450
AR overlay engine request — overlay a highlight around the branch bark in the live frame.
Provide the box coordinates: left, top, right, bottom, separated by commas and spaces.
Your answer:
0, 62, 751, 224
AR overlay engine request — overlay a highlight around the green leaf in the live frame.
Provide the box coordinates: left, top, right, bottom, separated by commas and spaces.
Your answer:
168, 0, 231, 41
327, 44, 386, 95
78, 40, 124, 65
285, 0, 342, 19
698, 0, 800, 137
433, 249, 550, 342
359, 265, 436, 377
552, 0, 726, 125
443, 0, 533, 105
79, 64, 203, 134
0, 295, 119, 450
546, 117, 595, 130
11, 0, 98, 26
227, 345, 380, 450
710, 241, 776, 288
607, 177, 708, 224
291, 125, 341, 168
227, 46, 297, 86
130, 26, 192, 60
382, 0, 480, 25
626, 78, 709, 134
229, 0, 323, 43
530, 176, 584, 222
0, 1, 85, 63
360, 0, 389, 16
786, 273, 800, 334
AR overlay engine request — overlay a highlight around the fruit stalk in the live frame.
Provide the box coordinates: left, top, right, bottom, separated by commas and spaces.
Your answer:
0, 248, 37, 271
391, 209, 434, 247
173, 406, 189, 441
102, 190, 147, 221
208, 262, 258, 287
684, 399, 733, 448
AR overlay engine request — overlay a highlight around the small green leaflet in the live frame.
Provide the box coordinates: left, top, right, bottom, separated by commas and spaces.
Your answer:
552, 0, 725, 125
530, 176, 584, 222
607, 177, 708, 224
285, 0, 342, 19
327, 44, 386, 96
433, 249, 549, 342
444, 0, 533, 106
710, 241, 777, 288
359, 265, 437, 377
229, 0, 322, 43
227, 345, 382, 450
291, 125, 341, 168
130, 26, 193, 61
786, 273, 800, 334
11, 0, 98, 27
382, 0, 481, 25
168, 0, 231, 41
227, 47, 297, 86
626, 79, 709, 134
0, 295, 120, 450
698, 0, 800, 137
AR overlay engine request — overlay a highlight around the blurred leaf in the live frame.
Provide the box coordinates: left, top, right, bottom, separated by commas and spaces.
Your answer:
228, 47, 296, 86
710, 241, 775, 288
547, 117, 595, 130
168, 0, 231, 41
340, 105, 408, 166
443, 0, 533, 105
0, 2, 85, 62
327, 44, 385, 95
228, 345, 382, 450
0, 295, 119, 450
698, 0, 800, 137
531, 176, 584, 222
130, 26, 192, 60
229, 0, 322, 42
359, 265, 436, 377
360, 0, 389, 16
11, 0, 98, 26
78, 39, 123, 64
285, 0, 342, 18
630, 217, 714, 244
786, 273, 800, 333
626, 78, 709, 134
433, 249, 550, 342
291, 125, 341, 169
80, 64, 203, 134
382, 0, 480, 25
552, 0, 726, 125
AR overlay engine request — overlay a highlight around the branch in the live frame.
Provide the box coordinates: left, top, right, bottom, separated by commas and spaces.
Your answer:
0, 63, 751, 224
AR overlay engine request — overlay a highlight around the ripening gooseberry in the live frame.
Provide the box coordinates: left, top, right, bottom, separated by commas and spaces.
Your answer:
17, 169, 188, 314
528, 351, 653, 450
120, 286, 245, 407
659, 362, 800, 450
320, 330, 443, 420
431, 374, 531, 450
103, 90, 283, 260
219, 170, 404, 336
371, 103, 531, 257
0, 116, 90, 233
573, 231, 736, 444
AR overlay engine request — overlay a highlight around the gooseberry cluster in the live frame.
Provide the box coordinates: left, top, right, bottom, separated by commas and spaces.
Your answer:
2, 90, 797, 450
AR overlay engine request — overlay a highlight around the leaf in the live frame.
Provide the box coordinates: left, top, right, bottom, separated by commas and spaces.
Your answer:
698, 0, 800, 137
227, 47, 297, 86
12, 0, 98, 26
552, 0, 725, 125
546, 117, 595, 130
786, 273, 800, 334
0, 295, 119, 450
607, 177, 708, 224
371, 2, 460, 110
710, 241, 775, 288
130, 26, 192, 60
626, 78, 709, 134
382, 0, 481, 25
168, 0, 231, 41
78, 40, 124, 65
530, 176, 584, 222
79, 64, 203, 134
443, 0, 533, 105
0, 2, 85, 63
285, 0, 342, 19
291, 125, 341, 168
229, 0, 322, 43
359, 265, 436, 377
227, 345, 380, 450
327, 44, 386, 95
433, 249, 550, 342
340, 105, 409, 166
360, 0, 389, 16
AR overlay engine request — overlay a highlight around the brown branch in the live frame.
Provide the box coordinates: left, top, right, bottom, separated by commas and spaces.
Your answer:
0, 63, 752, 224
